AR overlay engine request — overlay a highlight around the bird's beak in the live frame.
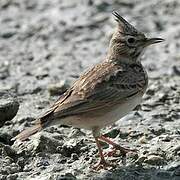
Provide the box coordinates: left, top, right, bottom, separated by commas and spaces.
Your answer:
144, 37, 164, 46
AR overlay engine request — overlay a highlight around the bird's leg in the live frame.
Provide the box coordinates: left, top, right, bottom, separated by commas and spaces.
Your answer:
98, 135, 137, 156
92, 137, 112, 170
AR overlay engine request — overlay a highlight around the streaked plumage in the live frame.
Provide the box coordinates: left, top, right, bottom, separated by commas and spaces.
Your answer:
13, 11, 164, 169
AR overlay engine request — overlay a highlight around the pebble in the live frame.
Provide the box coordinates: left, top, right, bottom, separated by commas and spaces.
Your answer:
6, 174, 18, 180
30, 134, 63, 154
173, 145, 180, 155
156, 171, 171, 179
144, 155, 164, 165
0, 142, 16, 158
174, 166, 180, 176
48, 80, 70, 96
103, 128, 120, 138
0, 92, 19, 127
135, 155, 147, 164
55, 173, 76, 180
149, 126, 166, 136
71, 153, 79, 161
138, 135, 148, 144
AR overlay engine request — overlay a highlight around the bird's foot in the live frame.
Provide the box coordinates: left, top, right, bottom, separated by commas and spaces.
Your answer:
112, 144, 137, 156
92, 159, 116, 171
104, 147, 118, 157
99, 136, 137, 156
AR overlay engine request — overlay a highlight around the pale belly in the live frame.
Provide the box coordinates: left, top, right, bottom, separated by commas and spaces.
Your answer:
57, 93, 143, 130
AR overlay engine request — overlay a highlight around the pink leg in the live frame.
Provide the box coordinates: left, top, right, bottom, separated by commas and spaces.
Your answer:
98, 135, 137, 156
92, 137, 115, 170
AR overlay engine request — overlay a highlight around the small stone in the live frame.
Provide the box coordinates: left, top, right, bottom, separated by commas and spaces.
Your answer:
0, 162, 20, 175
135, 155, 147, 164
48, 80, 70, 96
146, 88, 155, 95
68, 128, 86, 138
138, 135, 147, 144
172, 65, 180, 76
57, 139, 83, 157
7, 174, 18, 180
0, 175, 6, 180
0, 30, 16, 39
36, 158, 50, 168
173, 145, 180, 155
144, 155, 164, 165
103, 128, 120, 138
167, 161, 180, 171
129, 130, 143, 138
31, 134, 62, 154
0, 65, 9, 80
56, 173, 76, 180
0, 142, 17, 158
0, 132, 13, 145
161, 135, 171, 142
149, 126, 165, 136
126, 151, 138, 160
71, 153, 79, 160
0, 92, 19, 127
156, 171, 171, 179
174, 166, 180, 176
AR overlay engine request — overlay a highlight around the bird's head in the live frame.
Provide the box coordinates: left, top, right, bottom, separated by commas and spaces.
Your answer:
108, 11, 164, 63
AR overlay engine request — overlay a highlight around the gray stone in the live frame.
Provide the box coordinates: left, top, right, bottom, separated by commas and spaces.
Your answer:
48, 80, 70, 96
28, 133, 63, 154
0, 142, 16, 158
0, 92, 19, 127
173, 166, 180, 176
144, 155, 164, 166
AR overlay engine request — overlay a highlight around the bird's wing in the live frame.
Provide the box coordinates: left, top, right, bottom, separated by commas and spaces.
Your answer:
41, 62, 147, 124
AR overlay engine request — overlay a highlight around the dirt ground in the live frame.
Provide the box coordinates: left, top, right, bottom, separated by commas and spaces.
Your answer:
0, 0, 180, 179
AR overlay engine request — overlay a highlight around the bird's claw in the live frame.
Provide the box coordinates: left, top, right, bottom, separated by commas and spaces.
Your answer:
92, 159, 116, 171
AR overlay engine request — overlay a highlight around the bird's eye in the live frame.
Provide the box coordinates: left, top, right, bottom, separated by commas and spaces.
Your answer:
127, 37, 136, 44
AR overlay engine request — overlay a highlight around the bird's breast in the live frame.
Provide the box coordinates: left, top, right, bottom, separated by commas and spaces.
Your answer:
59, 92, 144, 130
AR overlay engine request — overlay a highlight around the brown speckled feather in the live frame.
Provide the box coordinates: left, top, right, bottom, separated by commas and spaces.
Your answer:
40, 61, 147, 125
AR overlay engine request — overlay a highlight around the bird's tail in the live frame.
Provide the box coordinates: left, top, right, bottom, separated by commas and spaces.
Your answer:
12, 106, 56, 141
12, 123, 42, 141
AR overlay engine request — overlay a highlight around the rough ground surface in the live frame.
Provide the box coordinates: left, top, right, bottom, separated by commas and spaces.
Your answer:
0, 0, 180, 179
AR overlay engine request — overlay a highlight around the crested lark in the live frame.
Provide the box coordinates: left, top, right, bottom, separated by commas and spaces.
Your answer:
13, 12, 164, 169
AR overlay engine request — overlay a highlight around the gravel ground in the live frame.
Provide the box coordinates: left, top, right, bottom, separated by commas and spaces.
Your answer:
0, 0, 180, 179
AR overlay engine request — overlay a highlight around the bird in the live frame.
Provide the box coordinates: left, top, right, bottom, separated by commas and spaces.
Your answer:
12, 11, 164, 169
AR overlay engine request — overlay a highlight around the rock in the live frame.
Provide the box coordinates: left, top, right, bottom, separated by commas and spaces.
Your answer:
71, 153, 79, 161
144, 155, 164, 165
68, 128, 86, 138
156, 171, 171, 179
57, 139, 84, 157
149, 126, 166, 136
0, 175, 6, 180
6, 173, 18, 180
0, 92, 19, 127
138, 135, 148, 144
54, 173, 76, 180
0, 64, 9, 80
0, 161, 20, 175
0, 132, 13, 145
103, 128, 120, 138
0, 30, 17, 39
48, 80, 70, 96
173, 145, 180, 155
172, 65, 180, 76
135, 155, 147, 164
28, 133, 63, 154
0, 142, 17, 159
174, 166, 180, 176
